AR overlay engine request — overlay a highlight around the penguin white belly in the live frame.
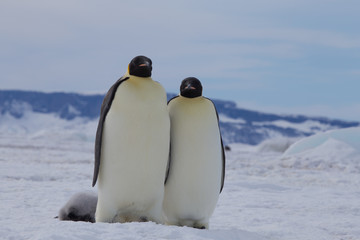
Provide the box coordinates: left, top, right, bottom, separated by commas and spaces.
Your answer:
163, 97, 222, 228
96, 77, 170, 223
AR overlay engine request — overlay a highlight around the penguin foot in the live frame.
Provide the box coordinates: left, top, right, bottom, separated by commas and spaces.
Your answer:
175, 219, 208, 229
193, 222, 209, 230
193, 224, 206, 230
113, 213, 151, 223
139, 216, 148, 222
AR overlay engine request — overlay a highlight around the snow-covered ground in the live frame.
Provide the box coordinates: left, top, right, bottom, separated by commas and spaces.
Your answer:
0, 121, 359, 240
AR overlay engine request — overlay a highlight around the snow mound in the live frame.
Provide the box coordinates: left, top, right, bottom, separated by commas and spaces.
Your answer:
284, 126, 360, 155
281, 127, 360, 173
257, 137, 298, 153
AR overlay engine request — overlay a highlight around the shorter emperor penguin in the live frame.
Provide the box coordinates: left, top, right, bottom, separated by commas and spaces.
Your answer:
163, 77, 225, 229
58, 192, 98, 223
92, 56, 170, 224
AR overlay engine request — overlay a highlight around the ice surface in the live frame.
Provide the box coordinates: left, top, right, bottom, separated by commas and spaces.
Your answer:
1, 123, 360, 239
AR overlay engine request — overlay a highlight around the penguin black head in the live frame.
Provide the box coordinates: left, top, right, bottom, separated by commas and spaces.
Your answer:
180, 77, 203, 98
129, 55, 152, 78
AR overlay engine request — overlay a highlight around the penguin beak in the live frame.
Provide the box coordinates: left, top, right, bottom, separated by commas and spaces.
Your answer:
185, 85, 196, 90
139, 62, 150, 67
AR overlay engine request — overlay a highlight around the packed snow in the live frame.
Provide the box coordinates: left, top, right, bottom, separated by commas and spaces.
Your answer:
0, 114, 359, 240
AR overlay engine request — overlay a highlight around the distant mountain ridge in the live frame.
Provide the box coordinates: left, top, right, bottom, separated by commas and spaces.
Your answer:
0, 90, 359, 145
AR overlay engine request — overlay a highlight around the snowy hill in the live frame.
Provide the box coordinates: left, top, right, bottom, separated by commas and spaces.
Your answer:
0, 90, 359, 145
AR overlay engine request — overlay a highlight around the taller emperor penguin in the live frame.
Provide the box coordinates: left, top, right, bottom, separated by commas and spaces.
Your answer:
92, 56, 170, 224
163, 77, 225, 229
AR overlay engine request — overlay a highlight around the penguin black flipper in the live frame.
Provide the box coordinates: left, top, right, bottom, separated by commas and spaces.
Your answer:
167, 95, 179, 105
92, 76, 130, 187
219, 135, 226, 193
164, 96, 180, 185
206, 97, 226, 193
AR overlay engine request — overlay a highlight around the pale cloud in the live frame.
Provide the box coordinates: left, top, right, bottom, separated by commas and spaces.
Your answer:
208, 27, 360, 50
1, 0, 359, 121
348, 70, 360, 76
246, 28, 360, 48
237, 101, 360, 123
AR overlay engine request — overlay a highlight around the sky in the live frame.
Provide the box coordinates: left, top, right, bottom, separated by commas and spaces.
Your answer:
1, 0, 359, 121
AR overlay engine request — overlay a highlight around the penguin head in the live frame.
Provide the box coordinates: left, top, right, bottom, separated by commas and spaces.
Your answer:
180, 77, 203, 98
128, 55, 152, 78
